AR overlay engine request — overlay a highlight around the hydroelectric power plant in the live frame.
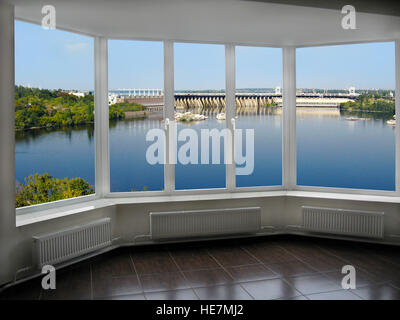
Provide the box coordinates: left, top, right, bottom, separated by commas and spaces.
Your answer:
109, 88, 358, 115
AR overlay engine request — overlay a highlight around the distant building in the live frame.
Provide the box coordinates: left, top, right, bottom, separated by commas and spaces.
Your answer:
275, 86, 281, 95
69, 91, 85, 97
108, 93, 118, 105
348, 87, 356, 96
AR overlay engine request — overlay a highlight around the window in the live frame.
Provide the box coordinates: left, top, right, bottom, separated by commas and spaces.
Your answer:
15, 21, 94, 208
296, 42, 395, 190
174, 43, 226, 190
235, 46, 282, 187
108, 40, 164, 192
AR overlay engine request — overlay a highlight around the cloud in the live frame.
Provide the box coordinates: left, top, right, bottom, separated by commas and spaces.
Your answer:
64, 42, 89, 53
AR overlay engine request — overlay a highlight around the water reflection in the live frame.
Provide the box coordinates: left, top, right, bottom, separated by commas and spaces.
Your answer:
15, 108, 396, 192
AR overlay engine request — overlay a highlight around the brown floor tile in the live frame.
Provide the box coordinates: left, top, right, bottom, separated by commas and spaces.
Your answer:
241, 243, 298, 264
226, 264, 278, 283
241, 278, 301, 300
277, 295, 309, 300
139, 272, 190, 292
92, 275, 142, 299
302, 255, 348, 272
6, 235, 400, 301
281, 243, 334, 261
323, 269, 379, 288
41, 264, 91, 300
285, 274, 342, 295
207, 245, 258, 267
265, 260, 318, 277
194, 284, 253, 300
364, 245, 400, 266
353, 261, 399, 283
183, 268, 234, 288
96, 293, 146, 300
91, 248, 135, 278
306, 290, 362, 300
351, 284, 400, 300
131, 250, 180, 275
0, 278, 42, 300
145, 289, 199, 300
169, 247, 219, 271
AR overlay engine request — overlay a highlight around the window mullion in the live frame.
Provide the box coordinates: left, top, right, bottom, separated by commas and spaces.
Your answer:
94, 37, 110, 197
164, 40, 175, 193
282, 46, 296, 190
395, 40, 400, 192
225, 44, 236, 191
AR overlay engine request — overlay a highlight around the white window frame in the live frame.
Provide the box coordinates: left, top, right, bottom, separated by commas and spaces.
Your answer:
294, 40, 400, 197
14, 20, 400, 215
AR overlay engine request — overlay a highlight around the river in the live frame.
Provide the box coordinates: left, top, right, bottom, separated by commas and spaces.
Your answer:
15, 108, 395, 193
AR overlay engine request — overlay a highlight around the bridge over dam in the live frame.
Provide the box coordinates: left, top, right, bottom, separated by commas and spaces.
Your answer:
122, 93, 357, 115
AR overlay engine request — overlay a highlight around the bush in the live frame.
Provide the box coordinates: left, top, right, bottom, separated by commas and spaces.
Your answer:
16, 173, 94, 208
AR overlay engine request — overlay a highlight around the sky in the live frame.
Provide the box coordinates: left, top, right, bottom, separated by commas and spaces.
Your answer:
15, 20, 395, 91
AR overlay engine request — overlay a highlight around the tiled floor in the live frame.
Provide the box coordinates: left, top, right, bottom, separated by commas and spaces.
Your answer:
1, 235, 400, 300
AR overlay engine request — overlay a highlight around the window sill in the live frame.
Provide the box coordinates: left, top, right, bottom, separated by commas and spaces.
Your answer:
16, 199, 115, 227
16, 189, 400, 227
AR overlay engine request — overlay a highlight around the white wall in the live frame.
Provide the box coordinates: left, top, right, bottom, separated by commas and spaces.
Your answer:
3, 196, 400, 286
0, 2, 17, 287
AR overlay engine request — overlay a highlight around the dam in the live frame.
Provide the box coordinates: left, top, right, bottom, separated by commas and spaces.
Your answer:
111, 90, 358, 114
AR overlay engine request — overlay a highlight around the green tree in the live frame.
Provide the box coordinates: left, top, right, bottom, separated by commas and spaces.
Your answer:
16, 173, 94, 208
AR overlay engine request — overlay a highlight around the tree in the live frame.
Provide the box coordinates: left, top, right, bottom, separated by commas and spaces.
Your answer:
16, 173, 94, 208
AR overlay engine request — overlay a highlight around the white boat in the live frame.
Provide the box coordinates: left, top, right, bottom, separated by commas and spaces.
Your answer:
174, 112, 207, 122
387, 119, 396, 126
216, 113, 226, 120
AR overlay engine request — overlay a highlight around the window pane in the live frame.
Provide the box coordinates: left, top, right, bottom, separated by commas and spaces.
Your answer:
109, 40, 164, 192
296, 42, 395, 190
235, 46, 282, 187
174, 43, 226, 190
15, 21, 94, 208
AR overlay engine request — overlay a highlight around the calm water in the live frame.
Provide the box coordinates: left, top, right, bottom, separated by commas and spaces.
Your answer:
15, 108, 395, 193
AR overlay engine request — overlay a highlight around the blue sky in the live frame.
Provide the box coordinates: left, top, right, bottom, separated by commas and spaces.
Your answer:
15, 20, 395, 91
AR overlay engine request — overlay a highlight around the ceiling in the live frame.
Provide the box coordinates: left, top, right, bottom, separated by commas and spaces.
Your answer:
5, 0, 400, 46
245, 0, 400, 17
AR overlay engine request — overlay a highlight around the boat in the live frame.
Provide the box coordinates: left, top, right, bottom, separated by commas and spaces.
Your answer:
174, 112, 207, 122
216, 113, 226, 120
387, 115, 396, 126
345, 117, 359, 121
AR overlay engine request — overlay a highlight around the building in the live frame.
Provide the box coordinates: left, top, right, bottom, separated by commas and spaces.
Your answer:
68, 91, 85, 97
108, 93, 118, 105
1, 0, 400, 303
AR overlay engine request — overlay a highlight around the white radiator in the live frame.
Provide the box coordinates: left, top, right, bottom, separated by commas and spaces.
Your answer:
150, 207, 261, 240
301, 206, 384, 239
33, 218, 112, 267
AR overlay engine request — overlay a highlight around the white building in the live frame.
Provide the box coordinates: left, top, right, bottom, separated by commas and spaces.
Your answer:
68, 91, 85, 97
348, 87, 356, 96
108, 93, 118, 105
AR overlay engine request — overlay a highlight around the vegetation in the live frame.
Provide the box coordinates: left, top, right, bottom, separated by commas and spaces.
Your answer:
341, 94, 395, 113
14, 86, 144, 130
16, 173, 94, 208
111, 101, 144, 112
